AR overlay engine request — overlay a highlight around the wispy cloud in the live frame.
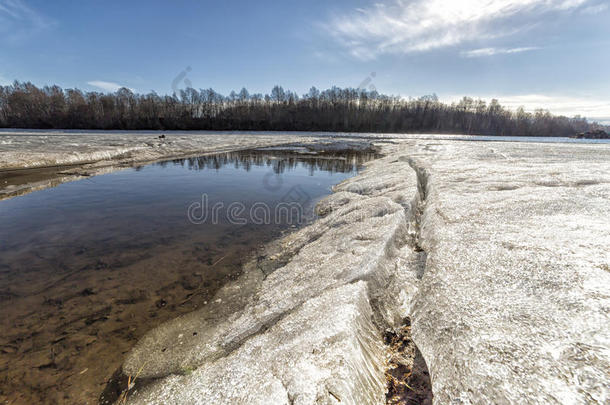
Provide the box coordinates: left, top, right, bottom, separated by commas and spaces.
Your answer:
443, 93, 610, 123
87, 81, 133, 93
0, 0, 54, 43
461, 46, 540, 57
0, 74, 11, 86
580, 2, 608, 14
324, 0, 592, 59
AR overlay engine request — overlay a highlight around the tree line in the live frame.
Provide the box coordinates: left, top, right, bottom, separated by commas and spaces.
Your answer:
0, 81, 605, 136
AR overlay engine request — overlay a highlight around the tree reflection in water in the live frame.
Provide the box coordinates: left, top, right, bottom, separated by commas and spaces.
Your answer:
160, 148, 380, 175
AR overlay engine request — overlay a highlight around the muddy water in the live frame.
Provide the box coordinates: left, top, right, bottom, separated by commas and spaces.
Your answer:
0, 147, 378, 404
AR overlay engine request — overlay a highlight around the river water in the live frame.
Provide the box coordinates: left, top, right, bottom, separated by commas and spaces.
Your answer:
0, 146, 378, 404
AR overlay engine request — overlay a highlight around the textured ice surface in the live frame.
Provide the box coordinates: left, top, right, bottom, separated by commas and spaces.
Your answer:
0, 131, 323, 170
406, 141, 610, 404
127, 282, 386, 405
5, 130, 600, 171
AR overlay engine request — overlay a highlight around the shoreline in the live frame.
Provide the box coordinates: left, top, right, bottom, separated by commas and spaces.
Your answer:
3, 129, 608, 170
2, 130, 607, 202
1, 135, 609, 403
0, 134, 324, 200
0, 131, 391, 201
122, 138, 610, 404
0, 141, 378, 404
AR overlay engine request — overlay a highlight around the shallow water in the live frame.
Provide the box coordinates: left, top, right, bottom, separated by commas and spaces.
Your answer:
0, 147, 377, 404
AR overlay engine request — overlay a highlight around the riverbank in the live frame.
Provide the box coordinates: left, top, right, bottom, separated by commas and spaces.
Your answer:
119, 138, 610, 404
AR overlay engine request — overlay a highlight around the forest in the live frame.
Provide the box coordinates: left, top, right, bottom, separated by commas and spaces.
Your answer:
0, 81, 605, 136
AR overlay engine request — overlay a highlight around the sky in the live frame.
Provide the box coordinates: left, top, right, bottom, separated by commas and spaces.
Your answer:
0, 0, 609, 122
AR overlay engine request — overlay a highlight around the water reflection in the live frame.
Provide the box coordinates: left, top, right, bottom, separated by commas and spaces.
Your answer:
161, 149, 380, 175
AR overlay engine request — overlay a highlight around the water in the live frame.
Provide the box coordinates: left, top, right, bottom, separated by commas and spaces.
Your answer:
0, 147, 377, 404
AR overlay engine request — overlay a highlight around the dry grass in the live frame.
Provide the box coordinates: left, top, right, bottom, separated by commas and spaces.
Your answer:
116, 362, 147, 405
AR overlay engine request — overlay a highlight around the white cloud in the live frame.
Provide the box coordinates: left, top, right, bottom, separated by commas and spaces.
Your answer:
580, 3, 608, 14
442, 93, 610, 123
0, 0, 54, 43
325, 0, 591, 59
0, 74, 11, 86
461, 46, 540, 57
87, 81, 132, 93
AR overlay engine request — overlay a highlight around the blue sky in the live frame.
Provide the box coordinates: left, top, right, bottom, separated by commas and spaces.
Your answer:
1, 0, 609, 122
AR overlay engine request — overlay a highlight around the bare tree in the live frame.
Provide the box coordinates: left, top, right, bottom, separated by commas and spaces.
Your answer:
0, 81, 606, 136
